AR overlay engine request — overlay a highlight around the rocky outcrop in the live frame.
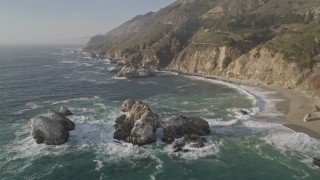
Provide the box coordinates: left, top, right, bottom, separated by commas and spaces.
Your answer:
313, 157, 320, 167
28, 116, 69, 145
161, 115, 210, 143
127, 111, 160, 144
110, 62, 126, 73
114, 99, 160, 145
28, 107, 75, 145
117, 66, 156, 78
59, 106, 73, 116
48, 109, 75, 131
172, 134, 207, 152
114, 100, 211, 148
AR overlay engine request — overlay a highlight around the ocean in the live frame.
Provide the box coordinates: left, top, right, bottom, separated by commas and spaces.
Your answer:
0, 45, 320, 180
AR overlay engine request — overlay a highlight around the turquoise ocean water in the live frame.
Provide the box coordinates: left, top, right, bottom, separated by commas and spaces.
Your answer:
0, 45, 320, 179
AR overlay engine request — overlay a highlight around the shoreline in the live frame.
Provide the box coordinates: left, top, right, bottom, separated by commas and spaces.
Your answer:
164, 71, 320, 139
264, 85, 320, 139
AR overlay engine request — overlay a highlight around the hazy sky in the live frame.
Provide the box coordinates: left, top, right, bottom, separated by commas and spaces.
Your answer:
0, 0, 175, 45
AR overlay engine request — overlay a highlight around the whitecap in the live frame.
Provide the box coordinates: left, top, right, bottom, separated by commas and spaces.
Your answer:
111, 76, 127, 80
157, 71, 179, 76
93, 159, 104, 171
166, 138, 222, 160
137, 81, 158, 85
13, 102, 41, 115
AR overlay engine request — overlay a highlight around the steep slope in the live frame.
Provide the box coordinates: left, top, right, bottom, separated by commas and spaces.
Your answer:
86, 0, 320, 98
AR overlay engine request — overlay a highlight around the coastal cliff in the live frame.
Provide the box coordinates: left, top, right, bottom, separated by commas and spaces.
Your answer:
86, 0, 320, 98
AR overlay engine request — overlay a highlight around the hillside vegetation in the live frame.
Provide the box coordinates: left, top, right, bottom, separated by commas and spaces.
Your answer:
86, 0, 320, 97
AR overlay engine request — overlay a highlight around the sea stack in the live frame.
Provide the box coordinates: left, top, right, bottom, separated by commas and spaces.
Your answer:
114, 99, 160, 145
28, 106, 75, 145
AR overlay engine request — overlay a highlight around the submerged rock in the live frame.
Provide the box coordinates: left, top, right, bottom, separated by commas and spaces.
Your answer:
172, 134, 206, 152
28, 106, 75, 145
28, 116, 69, 145
114, 99, 159, 145
117, 66, 156, 78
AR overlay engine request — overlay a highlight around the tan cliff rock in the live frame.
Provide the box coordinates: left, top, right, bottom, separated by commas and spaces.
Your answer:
167, 45, 320, 99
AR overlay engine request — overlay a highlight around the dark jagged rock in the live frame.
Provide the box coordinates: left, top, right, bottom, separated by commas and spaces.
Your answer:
117, 66, 156, 78
161, 126, 176, 144
161, 115, 210, 142
113, 114, 134, 140
172, 134, 206, 151
28, 116, 69, 145
48, 109, 75, 131
113, 99, 159, 145
121, 99, 136, 112
59, 106, 73, 116
313, 157, 320, 167
90, 53, 97, 59
239, 109, 249, 115
110, 62, 126, 73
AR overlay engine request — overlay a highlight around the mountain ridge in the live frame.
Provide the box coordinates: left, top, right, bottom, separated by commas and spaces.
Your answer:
86, 0, 320, 98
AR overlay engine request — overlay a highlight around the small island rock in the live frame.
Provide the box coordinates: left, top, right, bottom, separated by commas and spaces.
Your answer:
28, 116, 69, 145
114, 99, 159, 145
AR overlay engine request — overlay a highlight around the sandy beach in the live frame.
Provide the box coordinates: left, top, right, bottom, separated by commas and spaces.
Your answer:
264, 85, 320, 139
191, 73, 320, 139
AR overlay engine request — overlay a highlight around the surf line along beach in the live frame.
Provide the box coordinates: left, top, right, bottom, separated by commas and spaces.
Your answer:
177, 71, 320, 139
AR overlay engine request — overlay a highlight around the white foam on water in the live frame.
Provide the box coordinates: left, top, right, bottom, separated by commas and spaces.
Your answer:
157, 70, 179, 76
13, 102, 41, 115
59, 60, 75, 64
227, 108, 258, 119
149, 154, 164, 180
51, 99, 71, 105
51, 96, 101, 105
184, 75, 257, 104
137, 81, 158, 85
241, 86, 285, 118
206, 118, 240, 126
242, 120, 320, 162
165, 139, 222, 160
111, 76, 127, 80
176, 83, 196, 89
80, 77, 97, 83
93, 159, 104, 171
264, 130, 320, 158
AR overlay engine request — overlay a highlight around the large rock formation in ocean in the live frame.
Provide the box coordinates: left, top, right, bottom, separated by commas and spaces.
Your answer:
114, 99, 160, 145
161, 115, 210, 143
28, 107, 75, 145
86, 0, 320, 98
114, 99, 211, 149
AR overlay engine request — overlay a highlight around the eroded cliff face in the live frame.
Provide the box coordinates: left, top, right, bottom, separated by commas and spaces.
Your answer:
167, 45, 320, 98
